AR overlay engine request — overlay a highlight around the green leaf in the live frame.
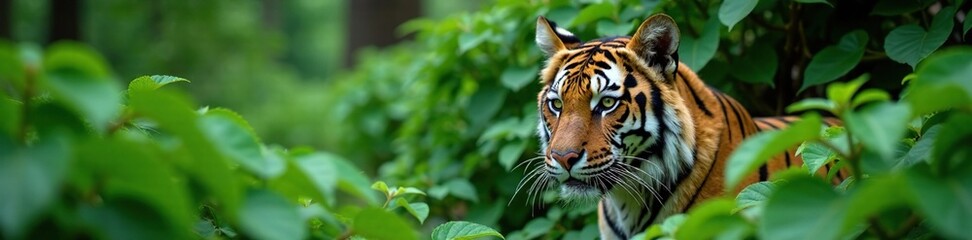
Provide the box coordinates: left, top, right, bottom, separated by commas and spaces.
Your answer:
268, 158, 329, 205
964, 10, 972, 36
760, 176, 846, 240
897, 125, 939, 168
521, 218, 554, 239
0, 136, 69, 239
844, 102, 912, 160
0, 42, 25, 92
74, 138, 195, 240
128, 87, 240, 217
498, 140, 527, 171
826, 74, 868, 109
871, 0, 936, 16
393, 198, 430, 224
786, 98, 836, 114
239, 190, 307, 240
372, 181, 390, 196
199, 108, 284, 179
905, 165, 972, 239
595, 19, 634, 37
466, 85, 507, 128
398, 187, 427, 196
570, 3, 615, 27
500, 65, 539, 92
680, 17, 721, 71
718, 0, 758, 31
676, 198, 753, 240
0, 98, 18, 136
906, 47, 972, 116
299, 153, 379, 205
735, 181, 775, 216
725, 114, 822, 190
850, 89, 891, 108
293, 153, 338, 203
795, 0, 832, 6
432, 221, 504, 240
730, 44, 778, 86
796, 142, 835, 174
445, 179, 479, 202
127, 75, 189, 92
802, 30, 868, 92
78, 200, 175, 240
842, 176, 909, 234
355, 208, 418, 240
884, 7, 957, 68
42, 43, 122, 133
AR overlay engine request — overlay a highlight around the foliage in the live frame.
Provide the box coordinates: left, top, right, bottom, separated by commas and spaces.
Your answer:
0, 42, 502, 239
2, 0, 971, 239
305, 0, 971, 239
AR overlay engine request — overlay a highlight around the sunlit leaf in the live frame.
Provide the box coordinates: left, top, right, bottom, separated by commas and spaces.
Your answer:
676, 198, 753, 240
725, 114, 822, 190
355, 208, 418, 240
906, 47, 972, 116
393, 198, 430, 224
432, 221, 504, 240
844, 102, 912, 160
796, 142, 835, 174
199, 108, 284, 179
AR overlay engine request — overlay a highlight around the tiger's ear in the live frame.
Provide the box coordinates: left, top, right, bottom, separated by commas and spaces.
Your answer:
627, 14, 680, 75
536, 16, 581, 56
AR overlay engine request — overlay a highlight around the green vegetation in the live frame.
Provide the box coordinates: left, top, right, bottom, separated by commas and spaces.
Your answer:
1, 0, 971, 239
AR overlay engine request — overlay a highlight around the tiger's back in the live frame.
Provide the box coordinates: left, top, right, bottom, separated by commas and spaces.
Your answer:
527, 13, 845, 239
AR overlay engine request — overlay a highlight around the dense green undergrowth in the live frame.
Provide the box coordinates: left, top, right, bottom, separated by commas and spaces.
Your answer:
2, 0, 971, 239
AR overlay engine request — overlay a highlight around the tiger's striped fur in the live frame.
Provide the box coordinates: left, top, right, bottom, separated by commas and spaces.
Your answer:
526, 14, 844, 239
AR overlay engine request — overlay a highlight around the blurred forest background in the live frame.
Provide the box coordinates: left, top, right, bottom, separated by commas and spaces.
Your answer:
1, 0, 484, 152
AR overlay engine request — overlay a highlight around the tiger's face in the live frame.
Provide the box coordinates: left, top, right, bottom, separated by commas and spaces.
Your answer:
530, 14, 694, 204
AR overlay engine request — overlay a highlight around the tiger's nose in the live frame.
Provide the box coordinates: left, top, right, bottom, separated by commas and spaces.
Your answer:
550, 149, 582, 171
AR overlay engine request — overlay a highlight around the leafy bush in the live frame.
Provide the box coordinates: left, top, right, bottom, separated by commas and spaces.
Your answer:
0, 42, 504, 240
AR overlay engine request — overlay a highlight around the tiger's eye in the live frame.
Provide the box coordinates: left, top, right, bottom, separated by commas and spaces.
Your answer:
600, 97, 616, 108
552, 99, 563, 110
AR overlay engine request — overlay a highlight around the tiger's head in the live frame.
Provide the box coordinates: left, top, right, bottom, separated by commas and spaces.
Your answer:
532, 14, 697, 204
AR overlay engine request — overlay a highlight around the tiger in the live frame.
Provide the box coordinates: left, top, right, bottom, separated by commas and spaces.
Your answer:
523, 13, 843, 239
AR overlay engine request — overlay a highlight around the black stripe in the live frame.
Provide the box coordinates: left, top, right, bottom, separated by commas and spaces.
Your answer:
725, 98, 749, 138
601, 201, 628, 239
715, 93, 733, 140
784, 150, 792, 168
778, 117, 793, 124
757, 119, 780, 130
758, 163, 769, 181
677, 71, 714, 117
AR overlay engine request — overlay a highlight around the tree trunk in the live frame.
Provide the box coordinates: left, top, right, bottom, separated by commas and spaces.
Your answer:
344, 0, 421, 68
48, 0, 81, 43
